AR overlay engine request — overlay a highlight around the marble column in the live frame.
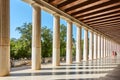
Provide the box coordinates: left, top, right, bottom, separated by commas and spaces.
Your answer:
106, 39, 108, 56
52, 14, 60, 66
107, 40, 109, 56
109, 40, 111, 56
76, 25, 82, 62
66, 21, 72, 64
101, 36, 104, 58
106, 39, 108, 57
108, 40, 111, 56
0, 0, 10, 76
93, 32, 97, 59
83, 28, 88, 61
104, 37, 106, 57
111, 41, 114, 55
98, 34, 101, 58
89, 30, 93, 60
32, 5, 41, 70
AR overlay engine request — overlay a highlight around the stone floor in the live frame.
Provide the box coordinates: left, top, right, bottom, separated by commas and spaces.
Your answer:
0, 56, 120, 80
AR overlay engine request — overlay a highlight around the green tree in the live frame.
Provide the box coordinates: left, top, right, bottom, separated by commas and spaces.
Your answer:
60, 24, 67, 57
10, 38, 17, 59
10, 23, 53, 59
10, 23, 78, 60
60, 24, 76, 57
41, 26, 52, 58
15, 23, 32, 59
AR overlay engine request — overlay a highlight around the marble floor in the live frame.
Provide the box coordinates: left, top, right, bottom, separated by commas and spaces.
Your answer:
0, 56, 120, 80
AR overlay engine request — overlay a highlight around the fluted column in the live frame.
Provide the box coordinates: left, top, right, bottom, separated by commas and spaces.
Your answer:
101, 36, 104, 58
89, 30, 93, 60
53, 14, 60, 66
108, 40, 111, 56
107, 40, 109, 56
106, 39, 108, 57
104, 37, 106, 57
111, 41, 114, 55
109, 40, 111, 56
106, 39, 108, 56
66, 21, 72, 64
97, 34, 101, 58
32, 5, 41, 70
76, 25, 82, 62
83, 28, 88, 61
93, 32, 97, 59
0, 0, 10, 76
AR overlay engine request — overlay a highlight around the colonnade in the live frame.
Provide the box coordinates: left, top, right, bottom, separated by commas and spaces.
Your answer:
0, 0, 120, 76
29, 4, 120, 69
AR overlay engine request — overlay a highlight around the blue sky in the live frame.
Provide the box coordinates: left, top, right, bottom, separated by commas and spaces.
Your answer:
10, 0, 83, 39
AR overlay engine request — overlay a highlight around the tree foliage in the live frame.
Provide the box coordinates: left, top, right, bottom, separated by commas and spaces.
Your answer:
41, 26, 52, 58
10, 23, 77, 59
60, 24, 67, 57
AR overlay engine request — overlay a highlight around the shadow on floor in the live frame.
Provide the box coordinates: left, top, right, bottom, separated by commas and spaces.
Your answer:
55, 78, 98, 80
10, 70, 109, 77
99, 64, 120, 80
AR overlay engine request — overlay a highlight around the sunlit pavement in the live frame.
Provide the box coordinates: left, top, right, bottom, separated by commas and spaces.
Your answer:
0, 56, 120, 80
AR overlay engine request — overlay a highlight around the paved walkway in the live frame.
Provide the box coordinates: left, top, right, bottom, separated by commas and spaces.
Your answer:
0, 56, 120, 80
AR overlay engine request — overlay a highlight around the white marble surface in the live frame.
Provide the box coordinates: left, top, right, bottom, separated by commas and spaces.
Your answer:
0, 56, 120, 80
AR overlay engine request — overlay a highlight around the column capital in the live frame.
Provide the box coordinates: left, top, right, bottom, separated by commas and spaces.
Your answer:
66, 19, 73, 24
53, 13, 60, 17
89, 29, 94, 33
97, 33, 101, 36
75, 23, 82, 27
93, 31, 98, 34
84, 27, 88, 31
32, 3, 40, 8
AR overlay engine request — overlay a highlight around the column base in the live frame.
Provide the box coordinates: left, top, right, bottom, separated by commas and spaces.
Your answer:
0, 46, 10, 76
32, 47, 41, 70
52, 48, 60, 66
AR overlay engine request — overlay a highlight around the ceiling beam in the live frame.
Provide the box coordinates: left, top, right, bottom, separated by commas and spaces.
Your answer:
50, 0, 67, 5
88, 21, 120, 26
73, 2, 120, 17
86, 19, 120, 24
60, 0, 88, 10
77, 8, 120, 20
91, 24, 120, 29
87, 20, 120, 25
83, 17, 120, 23
67, 0, 110, 14
57, 0, 77, 8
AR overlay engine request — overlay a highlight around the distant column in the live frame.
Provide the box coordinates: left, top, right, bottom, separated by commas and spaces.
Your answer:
106, 39, 108, 56
109, 40, 111, 56
52, 14, 60, 66
98, 34, 101, 58
93, 32, 97, 59
111, 41, 114, 55
83, 28, 88, 61
89, 30, 93, 60
76, 25, 82, 62
0, 0, 10, 76
107, 40, 109, 56
104, 37, 106, 57
32, 5, 41, 70
101, 36, 104, 58
66, 21, 72, 64
108, 40, 110, 56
